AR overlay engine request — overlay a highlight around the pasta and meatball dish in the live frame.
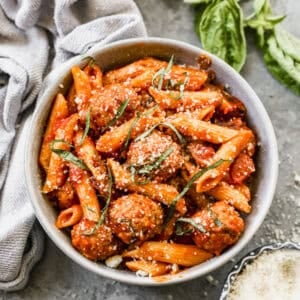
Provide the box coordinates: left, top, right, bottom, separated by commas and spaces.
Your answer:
39, 55, 256, 278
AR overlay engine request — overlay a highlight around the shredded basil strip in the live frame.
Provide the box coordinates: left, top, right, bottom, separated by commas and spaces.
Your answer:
82, 56, 96, 67
164, 159, 228, 225
134, 122, 186, 144
129, 146, 174, 185
177, 217, 207, 233
138, 146, 174, 175
101, 98, 130, 133
50, 140, 87, 170
79, 107, 91, 145
122, 105, 158, 151
123, 113, 141, 151
152, 55, 174, 90
84, 166, 113, 236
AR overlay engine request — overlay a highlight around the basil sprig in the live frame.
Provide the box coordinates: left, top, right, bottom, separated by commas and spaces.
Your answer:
164, 159, 227, 225
198, 0, 246, 72
244, 0, 285, 47
187, 0, 300, 95
50, 140, 87, 170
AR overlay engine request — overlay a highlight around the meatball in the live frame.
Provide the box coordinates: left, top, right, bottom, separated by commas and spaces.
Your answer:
127, 130, 184, 182
108, 193, 163, 244
71, 218, 120, 261
191, 201, 244, 255
187, 142, 215, 168
90, 84, 141, 129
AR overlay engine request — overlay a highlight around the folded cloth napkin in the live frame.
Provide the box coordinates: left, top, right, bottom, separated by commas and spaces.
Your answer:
0, 0, 146, 291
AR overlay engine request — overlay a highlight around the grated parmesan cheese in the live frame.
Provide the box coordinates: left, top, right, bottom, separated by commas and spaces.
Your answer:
227, 249, 300, 300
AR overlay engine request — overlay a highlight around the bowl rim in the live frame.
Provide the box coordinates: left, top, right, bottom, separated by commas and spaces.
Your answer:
219, 241, 300, 299
25, 37, 279, 286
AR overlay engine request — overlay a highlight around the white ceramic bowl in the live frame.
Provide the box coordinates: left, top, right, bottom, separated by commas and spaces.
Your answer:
25, 38, 279, 286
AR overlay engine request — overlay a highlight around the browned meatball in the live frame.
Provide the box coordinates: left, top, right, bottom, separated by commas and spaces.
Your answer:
191, 201, 244, 255
108, 193, 163, 244
71, 218, 120, 261
126, 130, 184, 182
90, 84, 141, 129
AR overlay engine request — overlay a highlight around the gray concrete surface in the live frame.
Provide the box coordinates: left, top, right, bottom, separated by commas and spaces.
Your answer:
1, 0, 300, 299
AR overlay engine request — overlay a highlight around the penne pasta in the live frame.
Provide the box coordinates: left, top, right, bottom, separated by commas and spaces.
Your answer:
39, 93, 69, 171
125, 260, 171, 277
107, 159, 187, 215
71, 66, 91, 121
84, 64, 103, 90
69, 164, 100, 222
149, 86, 223, 111
207, 181, 251, 213
56, 204, 83, 229
169, 114, 239, 144
42, 113, 78, 193
103, 57, 166, 85
196, 130, 255, 192
96, 113, 162, 153
74, 131, 108, 196
124, 242, 213, 267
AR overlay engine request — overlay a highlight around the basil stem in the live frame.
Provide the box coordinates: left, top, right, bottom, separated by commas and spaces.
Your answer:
164, 159, 227, 225
101, 98, 130, 132
177, 217, 207, 233
198, 0, 246, 71
244, 0, 285, 47
50, 140, 87, 170
79, 107, 91, 145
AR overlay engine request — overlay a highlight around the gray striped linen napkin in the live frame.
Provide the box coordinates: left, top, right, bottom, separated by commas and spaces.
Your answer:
0, 0, 146, 291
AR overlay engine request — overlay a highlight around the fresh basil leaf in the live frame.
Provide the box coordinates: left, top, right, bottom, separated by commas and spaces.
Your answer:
264, 36, 300, 96
198, 0, 246, 71
79, 107, 91, 145
177, 217, 207, 233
